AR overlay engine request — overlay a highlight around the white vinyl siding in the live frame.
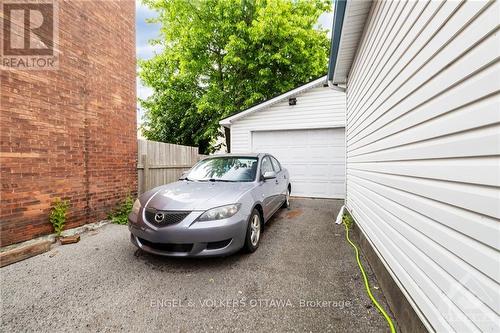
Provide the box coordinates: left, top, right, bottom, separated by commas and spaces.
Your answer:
230, 86, 345, 153
344, 1, 500, 332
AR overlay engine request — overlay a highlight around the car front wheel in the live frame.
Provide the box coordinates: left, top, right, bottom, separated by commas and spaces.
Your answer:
243, 209, 261, 253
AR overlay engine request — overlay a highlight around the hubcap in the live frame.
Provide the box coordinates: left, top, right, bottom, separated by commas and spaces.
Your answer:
250, 214, 261, 246
286, 190, 290, 206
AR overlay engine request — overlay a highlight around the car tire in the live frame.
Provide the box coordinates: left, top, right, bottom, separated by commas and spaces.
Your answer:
282, 187, 291, 209
243, 209, 262, 253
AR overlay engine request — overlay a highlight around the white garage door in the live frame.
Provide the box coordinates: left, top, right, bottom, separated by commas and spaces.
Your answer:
251, 128, 345, 198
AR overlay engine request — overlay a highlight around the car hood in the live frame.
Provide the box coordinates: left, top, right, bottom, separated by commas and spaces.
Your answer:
143, 181, 256, 211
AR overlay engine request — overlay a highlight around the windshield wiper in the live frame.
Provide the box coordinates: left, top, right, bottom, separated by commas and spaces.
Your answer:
208, 178, 236, 182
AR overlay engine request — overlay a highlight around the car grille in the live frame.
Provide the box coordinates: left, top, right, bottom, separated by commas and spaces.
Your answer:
138, 237, 193, 253
144, 208, 190, 226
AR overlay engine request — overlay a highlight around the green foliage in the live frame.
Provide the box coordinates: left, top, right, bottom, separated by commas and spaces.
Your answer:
343, 212, 354, 229
139, 0, 331, 154
49, 198, 70, 237
109, 196, 134, 225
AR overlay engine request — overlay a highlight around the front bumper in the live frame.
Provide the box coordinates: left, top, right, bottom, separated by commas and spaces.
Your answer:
128, 209, 248, 257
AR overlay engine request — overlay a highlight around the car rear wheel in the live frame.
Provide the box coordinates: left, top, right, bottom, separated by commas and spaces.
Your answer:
243, 209, 261, 253
282, 187, 291, 209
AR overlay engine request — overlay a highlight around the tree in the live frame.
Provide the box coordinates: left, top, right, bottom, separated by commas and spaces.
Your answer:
139, 0, 331, 154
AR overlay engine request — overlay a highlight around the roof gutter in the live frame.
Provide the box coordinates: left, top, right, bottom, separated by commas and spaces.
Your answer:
327, 0, 347, 84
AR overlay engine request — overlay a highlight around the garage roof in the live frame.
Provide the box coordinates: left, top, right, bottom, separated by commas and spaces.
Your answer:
219, 75, 327, 127
328, 0, 372, 84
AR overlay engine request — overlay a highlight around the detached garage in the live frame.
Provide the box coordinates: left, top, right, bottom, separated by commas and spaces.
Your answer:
219, 76, 346, 199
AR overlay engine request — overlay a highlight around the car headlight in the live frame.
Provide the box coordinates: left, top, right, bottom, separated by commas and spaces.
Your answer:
198, 204, 241, 221
131, 199, 141, 215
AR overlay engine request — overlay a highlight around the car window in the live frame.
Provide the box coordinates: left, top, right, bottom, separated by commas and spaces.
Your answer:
187, 157, 258, 182
261, 156, 274, 175
270, 156, 281, 172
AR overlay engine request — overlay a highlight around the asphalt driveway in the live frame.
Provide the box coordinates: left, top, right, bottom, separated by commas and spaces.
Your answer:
0, 198, 393, 332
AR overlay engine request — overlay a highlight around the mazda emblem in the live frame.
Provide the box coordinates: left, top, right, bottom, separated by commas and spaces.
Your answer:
154, 212, 165, 223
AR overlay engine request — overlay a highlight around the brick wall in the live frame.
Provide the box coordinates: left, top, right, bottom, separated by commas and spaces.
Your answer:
0, 0, 137, 246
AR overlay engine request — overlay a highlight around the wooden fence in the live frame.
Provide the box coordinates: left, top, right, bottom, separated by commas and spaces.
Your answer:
137, 140, 206, 194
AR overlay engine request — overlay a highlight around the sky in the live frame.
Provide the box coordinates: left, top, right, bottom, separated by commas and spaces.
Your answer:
135, 0, 334, 124
136, 0, 161, 123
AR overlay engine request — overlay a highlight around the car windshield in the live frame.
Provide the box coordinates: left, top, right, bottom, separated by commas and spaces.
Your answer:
186, 157, 258, 182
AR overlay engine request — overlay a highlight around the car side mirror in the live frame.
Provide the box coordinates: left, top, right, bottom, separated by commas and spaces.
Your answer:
179, 171, 189, 180
263, 171, 277, 180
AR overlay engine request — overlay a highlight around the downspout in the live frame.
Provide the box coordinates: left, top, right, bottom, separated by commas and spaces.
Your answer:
327, 81, 347, 221
328, 0, 348, 219
332, 80, 347, 224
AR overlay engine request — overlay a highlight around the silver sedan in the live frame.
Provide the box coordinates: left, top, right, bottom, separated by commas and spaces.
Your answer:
128, 153, 291, 257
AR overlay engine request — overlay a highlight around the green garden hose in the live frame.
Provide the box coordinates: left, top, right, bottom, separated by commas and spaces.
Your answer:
344, 221, 396, 333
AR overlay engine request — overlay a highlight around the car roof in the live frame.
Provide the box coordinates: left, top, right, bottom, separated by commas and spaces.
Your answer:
205, 153, 264, 159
